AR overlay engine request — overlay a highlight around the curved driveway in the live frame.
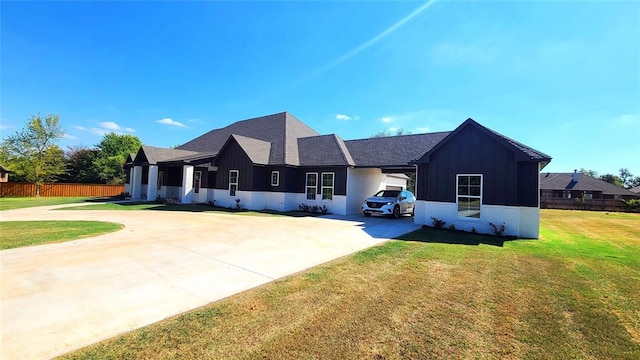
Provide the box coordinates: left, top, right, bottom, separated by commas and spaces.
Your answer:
0, 204, 418, 359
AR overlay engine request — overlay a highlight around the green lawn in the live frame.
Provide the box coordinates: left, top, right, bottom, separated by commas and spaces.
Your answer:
60, 210, 640, 359
0, 221, 124, 250
0, 197, 95, 211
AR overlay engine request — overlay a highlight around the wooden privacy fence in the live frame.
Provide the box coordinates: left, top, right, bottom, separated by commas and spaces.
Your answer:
541, 198, 635, 212
0, 182, 125, 197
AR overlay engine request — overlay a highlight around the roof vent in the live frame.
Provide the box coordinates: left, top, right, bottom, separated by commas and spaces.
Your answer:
572, 169, 579, 182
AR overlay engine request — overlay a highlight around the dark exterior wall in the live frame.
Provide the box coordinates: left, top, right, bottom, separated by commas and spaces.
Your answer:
291, 167, 347, 196
159, 166, 183, 187
215, 139, 254, 191
141, 166, 149, 185
417, 126, 537, 207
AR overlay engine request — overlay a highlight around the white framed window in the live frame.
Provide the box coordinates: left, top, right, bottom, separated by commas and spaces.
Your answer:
157, 171, 163, 190
457, 174, 482, 218
229, 170, 239, 197
194, 171, 202, 194
321, 173, 334, 200
271, 171, 280, 187
305, 173, 317, 200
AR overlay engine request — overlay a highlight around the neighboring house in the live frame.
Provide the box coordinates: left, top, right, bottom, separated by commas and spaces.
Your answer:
540, 171, 639, 200
126, 112, 550, 238
0, 165, 12, 183
630, 185, 640, 195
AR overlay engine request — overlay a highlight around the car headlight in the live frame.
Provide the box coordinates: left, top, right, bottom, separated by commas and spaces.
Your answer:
386, 202, 394, 205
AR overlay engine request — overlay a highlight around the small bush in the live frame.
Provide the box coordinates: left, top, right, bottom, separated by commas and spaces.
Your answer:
320, 205, 328, 214
489, 222, 507, 236
299, 204, 310, 212
449, 224, 456, 231
471, 227, 477, 234
431, 217, 446, 228
310, 205, 319, 213
234, 198, 242, 209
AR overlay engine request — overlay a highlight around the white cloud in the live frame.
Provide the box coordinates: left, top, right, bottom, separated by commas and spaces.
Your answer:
336, 114, 351, 121
73, 121, 136, 136
381, 116, 395, 123
99, 121, 121, 131
62, 133, 77, 139
0, 123, 11, 130
157, 118, 187, 128
389, 127, 399, 132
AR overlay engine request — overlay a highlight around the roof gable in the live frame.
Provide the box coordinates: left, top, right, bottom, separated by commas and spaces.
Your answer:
176, 112, 319, 166
414, 118, 551, 165
230, 134, 272, 165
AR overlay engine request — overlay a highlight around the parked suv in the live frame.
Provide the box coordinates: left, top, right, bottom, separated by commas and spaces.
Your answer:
362, 189, 416, 218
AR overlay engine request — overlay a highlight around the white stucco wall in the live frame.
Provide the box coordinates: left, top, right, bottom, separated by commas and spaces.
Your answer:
414, 200, 540, 238
385, 174, 408, 190
346, 168, 386, 215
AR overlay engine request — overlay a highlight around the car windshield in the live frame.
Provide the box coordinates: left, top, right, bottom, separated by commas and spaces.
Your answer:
373, 190, 401, 198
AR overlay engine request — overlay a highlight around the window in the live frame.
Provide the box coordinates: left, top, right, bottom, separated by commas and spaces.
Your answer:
194, 171, 202, 194
157, 171, 163, 190
457, 174, 482, 218
321, 173, 334, 200
305, 173, 317, 200
271, 171, 280, 187
229, 170, 238, 197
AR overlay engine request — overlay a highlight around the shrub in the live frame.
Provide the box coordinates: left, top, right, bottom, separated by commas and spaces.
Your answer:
471, 227, 477, 234
320, 205, 329, 214
431, 217, 446, 228
625, 199, 640, 212
299, 204, 310, 212
310, 205, 319, 213
449, 224, 456, 231
489, 222, 506, 236
234, 198, 242, 209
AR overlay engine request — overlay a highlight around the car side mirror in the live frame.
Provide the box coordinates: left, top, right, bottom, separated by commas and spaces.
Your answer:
399, 196, 406, 201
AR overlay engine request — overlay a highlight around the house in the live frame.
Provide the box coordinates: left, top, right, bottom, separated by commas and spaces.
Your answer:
126, 112, 550, 238
412, 118, 551, 238
540, 171, 639, 200
631, 185, 640, 195
0, 165, 12, 183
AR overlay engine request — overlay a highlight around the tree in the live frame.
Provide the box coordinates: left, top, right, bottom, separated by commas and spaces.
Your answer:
618, 168, 634, 189
600, 174, 624, 188
579, 168, 598, 177
372, 128, 411, 138
0, 114, 66, 195
93, 133, 141, 184
63, 146, 101, 183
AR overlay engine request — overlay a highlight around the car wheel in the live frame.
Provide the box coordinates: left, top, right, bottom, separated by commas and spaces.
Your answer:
392, 206, 400, 219
411, 208, 415, 217
363, 212, 371, 217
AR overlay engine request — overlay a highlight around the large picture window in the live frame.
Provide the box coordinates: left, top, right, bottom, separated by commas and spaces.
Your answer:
457, 174, 482, 218
271, 171, 280, 187
229, 170, 239, 197
321, 173, 334, 200
194, 171, 202, 194
306, 173, 317, 200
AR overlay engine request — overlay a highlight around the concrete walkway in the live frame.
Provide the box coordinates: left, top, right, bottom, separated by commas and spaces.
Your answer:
0, 205, 419, 359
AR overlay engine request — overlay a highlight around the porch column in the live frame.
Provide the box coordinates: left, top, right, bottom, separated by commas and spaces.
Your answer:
180, 165, 194, 204
146, 165, 159, 201
131, 166, 143, 199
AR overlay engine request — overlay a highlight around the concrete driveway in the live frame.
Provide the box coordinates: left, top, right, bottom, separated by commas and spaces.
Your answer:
0, 205, 419, 359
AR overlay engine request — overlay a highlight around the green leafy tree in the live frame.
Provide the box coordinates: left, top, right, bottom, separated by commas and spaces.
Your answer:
618, 168, 635, 189
0, 114, 66, 195
93, 133, 141, 184
579, 168, 598, 177
62, 146, 102, 183
600, 174, 624, 188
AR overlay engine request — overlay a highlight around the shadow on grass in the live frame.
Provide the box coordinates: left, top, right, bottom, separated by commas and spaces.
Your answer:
105, 201, 323, 217
395, 226, 520, 247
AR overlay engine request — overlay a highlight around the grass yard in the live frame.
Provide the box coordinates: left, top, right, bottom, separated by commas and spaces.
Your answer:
60, 210, 640, 359
0, 221, 124, 250
0, 197, 95, 211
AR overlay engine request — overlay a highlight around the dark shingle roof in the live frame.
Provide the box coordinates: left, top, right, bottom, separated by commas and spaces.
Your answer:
176, 112, 319, 165
415, 118, 551, 165
136, 145, 205, 165
540, 173, 637, 196
232, 134, 271, 165
631, 185, 640, 194
298, 135, 355, 166
345, 132, 450, 167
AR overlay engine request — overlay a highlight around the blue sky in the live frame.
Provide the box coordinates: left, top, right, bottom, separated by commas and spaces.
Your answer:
1, 1, 638, 175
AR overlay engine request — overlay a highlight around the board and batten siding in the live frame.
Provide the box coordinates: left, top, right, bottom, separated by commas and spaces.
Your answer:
214, 138, 254, 191
417, 125, 535, 207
